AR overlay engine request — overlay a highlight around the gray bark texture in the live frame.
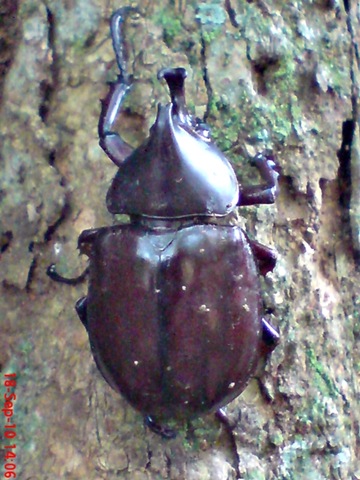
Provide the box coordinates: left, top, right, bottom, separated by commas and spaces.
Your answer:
0, 0, 359, 479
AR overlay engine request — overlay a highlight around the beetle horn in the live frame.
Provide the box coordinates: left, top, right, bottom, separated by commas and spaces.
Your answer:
158, 68, 189, 124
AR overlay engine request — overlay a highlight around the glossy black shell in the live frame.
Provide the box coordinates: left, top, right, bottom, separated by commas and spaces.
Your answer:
80, 222, 262, 420
76, 61, 279, 426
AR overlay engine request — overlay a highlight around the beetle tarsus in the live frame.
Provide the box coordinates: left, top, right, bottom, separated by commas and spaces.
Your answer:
261, 318, 280, 352
47, 264, 88, 285
98, 8, 137, 166
215, 409, 241, 480
144, 415, 177, 439
110, 7, 138, 85
239, 151, 280, 206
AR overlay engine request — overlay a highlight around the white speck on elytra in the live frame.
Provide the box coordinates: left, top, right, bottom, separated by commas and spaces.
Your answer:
199, 304, 210, 312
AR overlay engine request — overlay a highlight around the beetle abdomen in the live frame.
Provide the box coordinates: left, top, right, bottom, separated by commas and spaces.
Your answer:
83, 223, 263, 420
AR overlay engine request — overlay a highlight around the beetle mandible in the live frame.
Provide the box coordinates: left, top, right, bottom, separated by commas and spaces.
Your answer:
49, 8, 280, 439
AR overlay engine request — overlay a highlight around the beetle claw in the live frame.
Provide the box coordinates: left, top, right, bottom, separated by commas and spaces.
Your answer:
144, 416, 177, 439
110, 7, 139, 85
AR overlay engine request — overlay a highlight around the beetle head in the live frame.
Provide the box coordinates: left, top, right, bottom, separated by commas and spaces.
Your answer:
106, 68, 239, 219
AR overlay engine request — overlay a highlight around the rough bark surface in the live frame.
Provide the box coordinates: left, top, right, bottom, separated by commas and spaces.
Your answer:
0, 1, 359, 479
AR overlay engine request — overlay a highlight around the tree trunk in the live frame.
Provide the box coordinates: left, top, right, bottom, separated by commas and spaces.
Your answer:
0, 1, 359, 479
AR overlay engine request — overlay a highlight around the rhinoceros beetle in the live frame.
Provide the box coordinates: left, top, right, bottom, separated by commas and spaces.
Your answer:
48, 8, 280, 441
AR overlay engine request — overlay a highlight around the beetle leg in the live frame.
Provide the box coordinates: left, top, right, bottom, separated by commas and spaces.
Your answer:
75, 296, 88, 328
144, 415, 177, 439
47, 264, 88, 285
239, 152, 280, 206
98, 82, 133, 166
98, 8, 138, 166
248, 239, 277, 276
215, 409, 241, 480
261, 318, 280, 353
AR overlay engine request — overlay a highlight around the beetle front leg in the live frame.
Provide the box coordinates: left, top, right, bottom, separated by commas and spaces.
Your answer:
47, 264, 88, 285
99, 82, 133, 166
239, 152, 280, 206
98, 8, 137, 166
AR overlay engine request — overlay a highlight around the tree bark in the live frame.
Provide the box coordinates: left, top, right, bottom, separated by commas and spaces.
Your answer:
0, 1, 359, 479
